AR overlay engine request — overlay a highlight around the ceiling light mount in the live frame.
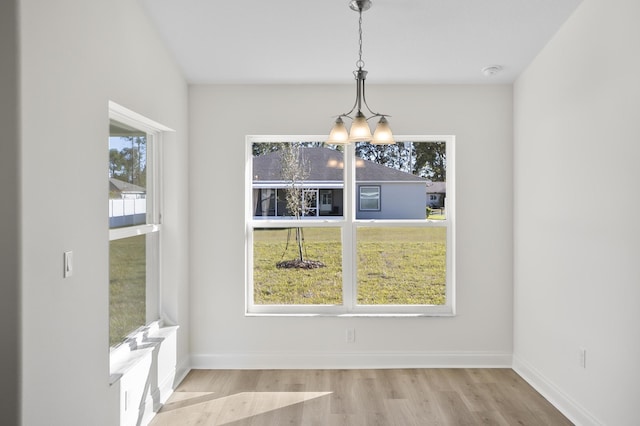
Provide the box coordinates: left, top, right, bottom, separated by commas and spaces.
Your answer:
327, 0, 394, 145
349, 0, 372, 13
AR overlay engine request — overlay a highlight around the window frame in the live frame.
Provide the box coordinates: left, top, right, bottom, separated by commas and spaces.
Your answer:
245, 135, 455, 317
108, 102, 171, 348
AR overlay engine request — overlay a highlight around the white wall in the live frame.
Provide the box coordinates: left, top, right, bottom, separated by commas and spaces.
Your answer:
189, 84, 513, 367
513, 0, 640, 424
19, 0, 189, 424
0, 0, 20, 423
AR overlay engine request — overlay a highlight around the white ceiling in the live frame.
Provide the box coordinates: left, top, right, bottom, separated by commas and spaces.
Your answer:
139, 0, 583, 84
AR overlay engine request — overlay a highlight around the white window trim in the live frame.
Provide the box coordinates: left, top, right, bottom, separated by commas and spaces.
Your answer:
108, 102, 174, 356
246, 135, 455, 317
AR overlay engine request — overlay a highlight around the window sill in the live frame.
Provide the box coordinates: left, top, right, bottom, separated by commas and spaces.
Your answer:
109, 321, 179, 385
245, 311, 455, 318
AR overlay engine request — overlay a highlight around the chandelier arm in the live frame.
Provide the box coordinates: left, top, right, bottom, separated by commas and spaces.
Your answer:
356, 70, 363, 113
336, 104, 358, 120
336, 72, 362, 118
360, 78, 387, 118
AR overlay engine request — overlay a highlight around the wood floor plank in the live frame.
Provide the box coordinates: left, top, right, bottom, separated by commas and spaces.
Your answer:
150, 368, 572, 426
472, 410, 512, 426
433, 390, 479, 426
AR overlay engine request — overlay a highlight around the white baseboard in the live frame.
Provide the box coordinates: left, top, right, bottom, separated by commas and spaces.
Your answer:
512, 355, 602, 426
143, 361, 191, 426
174, 358, 191, 387
190, 351, 512, 370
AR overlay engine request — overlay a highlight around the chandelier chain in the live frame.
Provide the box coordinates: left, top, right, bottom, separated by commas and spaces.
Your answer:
356, 11, 365, 69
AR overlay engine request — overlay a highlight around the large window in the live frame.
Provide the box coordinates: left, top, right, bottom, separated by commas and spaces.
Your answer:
246, 136, 455, 315
108, 104, 166, 347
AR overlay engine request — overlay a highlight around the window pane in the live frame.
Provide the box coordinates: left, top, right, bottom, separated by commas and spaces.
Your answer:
355, 141, 446, 220
109, 234, 146, 346
109, 121, 147, 229
252, 142, 344, 219
253, 227, 342, 304
356, 227, 446, 305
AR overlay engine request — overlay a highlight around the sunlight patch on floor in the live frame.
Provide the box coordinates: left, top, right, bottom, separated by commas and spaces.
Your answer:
151, 391, 332, 425
164, 391, 216, 403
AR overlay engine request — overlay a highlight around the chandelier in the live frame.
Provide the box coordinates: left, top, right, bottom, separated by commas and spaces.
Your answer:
327, 0, 395, 145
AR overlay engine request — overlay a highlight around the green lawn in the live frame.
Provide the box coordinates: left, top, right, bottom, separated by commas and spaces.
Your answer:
109, 235, 146, 347
253, 227, 446, 305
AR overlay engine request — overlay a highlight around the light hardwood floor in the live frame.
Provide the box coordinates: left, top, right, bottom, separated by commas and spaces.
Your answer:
150, 369, 572, 425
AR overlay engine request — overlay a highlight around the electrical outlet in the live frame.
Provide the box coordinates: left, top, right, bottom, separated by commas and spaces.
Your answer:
346, 328, 355, 343
579, 348, 587, 368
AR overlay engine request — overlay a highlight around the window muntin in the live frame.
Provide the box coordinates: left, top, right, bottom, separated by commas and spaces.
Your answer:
247, 136, 454, 315
108, 115, 161, 347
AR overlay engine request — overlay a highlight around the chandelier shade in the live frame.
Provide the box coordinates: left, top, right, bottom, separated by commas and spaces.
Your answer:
327, 117, 350, 145
349, 112, 373, 142
371, 116, 394, 145
328, 0, 395, 145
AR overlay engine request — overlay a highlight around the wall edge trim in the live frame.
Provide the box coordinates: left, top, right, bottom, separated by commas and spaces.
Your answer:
513, 355, 602, 426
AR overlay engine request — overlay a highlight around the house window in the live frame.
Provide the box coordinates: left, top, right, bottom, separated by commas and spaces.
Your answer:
321, 191, 332, 206
359, 186, 381, 211
247, 136, 454, 315
108, 104, 167, 347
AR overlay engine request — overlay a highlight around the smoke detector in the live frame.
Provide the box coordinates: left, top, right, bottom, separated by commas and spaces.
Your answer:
482, 65, 503, 76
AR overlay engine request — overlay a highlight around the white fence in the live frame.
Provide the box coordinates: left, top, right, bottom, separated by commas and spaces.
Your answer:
109, 198, 146, 217
109, 198, 146, 227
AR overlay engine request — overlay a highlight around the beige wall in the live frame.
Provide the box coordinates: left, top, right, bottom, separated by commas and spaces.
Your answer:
189, 84, 514, 366
514, 0, 640, 424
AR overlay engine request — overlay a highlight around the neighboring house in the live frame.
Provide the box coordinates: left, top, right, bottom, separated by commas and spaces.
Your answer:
109, 177, 146, 199
253, 147, 428, 220
426, 181, 446, 209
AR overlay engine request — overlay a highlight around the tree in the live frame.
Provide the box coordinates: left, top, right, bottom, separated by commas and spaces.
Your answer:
414, 141, 446, 181
108, 136, 147, 186
252, 142, 282, 157
356, 143, 396, 168
109, 148, 126, 178
253, 141, 329, 157
355, 140, 446, 181
276, 143, 324, 269
355, 142, 416, 173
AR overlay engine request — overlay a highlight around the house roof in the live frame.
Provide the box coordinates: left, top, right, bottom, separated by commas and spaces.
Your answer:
109, 178, 145, 193
253, 147, 426, 183
426, 181, 446, 194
